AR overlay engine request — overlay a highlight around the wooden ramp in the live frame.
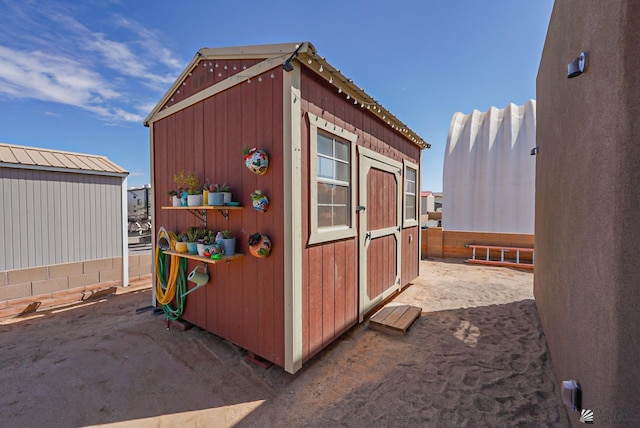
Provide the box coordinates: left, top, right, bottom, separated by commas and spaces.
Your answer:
369, 305, 422, 336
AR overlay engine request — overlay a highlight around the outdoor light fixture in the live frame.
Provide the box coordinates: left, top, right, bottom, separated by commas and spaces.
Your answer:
282, 44, 303, 72
561, 380, 581, 411
567, 52, 588, 78
530, 147, 538, 156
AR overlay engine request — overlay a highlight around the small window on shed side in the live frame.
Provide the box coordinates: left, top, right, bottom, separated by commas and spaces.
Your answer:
308, 113, 357, 245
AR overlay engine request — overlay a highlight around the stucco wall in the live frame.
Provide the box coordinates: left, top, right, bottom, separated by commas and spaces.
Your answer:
535, 0, 640, 426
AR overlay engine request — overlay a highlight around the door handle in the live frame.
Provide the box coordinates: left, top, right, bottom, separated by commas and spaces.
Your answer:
357, 205, 366, 212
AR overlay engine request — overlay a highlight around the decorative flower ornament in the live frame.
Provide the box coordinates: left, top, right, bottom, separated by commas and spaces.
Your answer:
242, 145, 269, 175
248, 233, 271, 258
251, 190, 269, 213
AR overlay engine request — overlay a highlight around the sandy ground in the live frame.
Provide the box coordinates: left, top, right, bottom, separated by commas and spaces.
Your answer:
0, 258, 569, 427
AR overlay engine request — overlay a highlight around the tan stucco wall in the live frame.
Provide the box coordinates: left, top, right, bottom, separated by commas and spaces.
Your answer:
0, 254, 152, 319
535, 1, 640, 425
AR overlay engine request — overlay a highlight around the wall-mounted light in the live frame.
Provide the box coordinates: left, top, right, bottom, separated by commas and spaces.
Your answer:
530, 147, 538, 156
282, 44, 303, 72
561, 380, 581, 411
568, 52, 588, 78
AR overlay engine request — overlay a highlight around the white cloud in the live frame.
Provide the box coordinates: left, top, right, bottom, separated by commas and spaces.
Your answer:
0, 0, 183, 124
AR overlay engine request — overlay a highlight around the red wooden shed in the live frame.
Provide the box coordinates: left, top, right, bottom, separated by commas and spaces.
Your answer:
144, 42, 429, 373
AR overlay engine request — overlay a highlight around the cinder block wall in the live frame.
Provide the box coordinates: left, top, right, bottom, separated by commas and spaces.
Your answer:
0, 254, 152, 318
421, 229, 534, 260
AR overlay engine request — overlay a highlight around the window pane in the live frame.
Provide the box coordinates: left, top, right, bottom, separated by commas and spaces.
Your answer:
318, 182, 333, 205
317, 134, 333, 156
333, 206, 348, 226
335, 162, 349, 182
405, 195, 416, 220
334, 185, 348, 204
335, 140, 349, 161
318, 157, 333, 179
407, 181, 416, 194
318, 206, 333, 228
406, 168, 416, 182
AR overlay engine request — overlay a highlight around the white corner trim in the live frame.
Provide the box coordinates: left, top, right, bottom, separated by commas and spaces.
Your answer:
283, 66, 303, 374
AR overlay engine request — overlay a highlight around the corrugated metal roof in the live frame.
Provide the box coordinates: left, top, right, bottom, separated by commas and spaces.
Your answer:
0, 142, 128, 176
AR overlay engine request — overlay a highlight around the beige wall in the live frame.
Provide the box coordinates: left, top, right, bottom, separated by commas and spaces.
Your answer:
536, 1, 640, 425
0, 253, 152, 319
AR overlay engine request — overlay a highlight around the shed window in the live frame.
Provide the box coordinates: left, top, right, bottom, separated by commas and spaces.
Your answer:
317, 133, 350, 228
403, 160, 419, 228
308, 113, 357, 245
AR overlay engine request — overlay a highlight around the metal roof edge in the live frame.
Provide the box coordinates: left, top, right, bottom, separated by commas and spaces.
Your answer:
0, 162, 129, 177
144, 42, 429, 149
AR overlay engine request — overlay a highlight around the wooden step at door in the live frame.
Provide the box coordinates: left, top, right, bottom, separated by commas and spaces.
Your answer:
369, 305, 422, 336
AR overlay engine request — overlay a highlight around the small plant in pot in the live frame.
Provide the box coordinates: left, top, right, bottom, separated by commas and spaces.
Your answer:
216, 230, 236, 256
186, 226, 200, 254
216, 182, 232, 204
207, 182, 224, 206
175, 232, 189, 254
186, 174, 203, 206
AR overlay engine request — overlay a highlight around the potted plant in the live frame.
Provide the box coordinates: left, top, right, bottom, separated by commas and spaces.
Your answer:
168, 189, 182, 207
174, 170, 202, 206
175, 232, 188, 254
202, 230, 223, 259
186, 226, 200, 254
217, 230, 236, 256
186, 173, 203, 207
216, 182, 232, 204
173, 170, 191, 206
208, 182, 224, 206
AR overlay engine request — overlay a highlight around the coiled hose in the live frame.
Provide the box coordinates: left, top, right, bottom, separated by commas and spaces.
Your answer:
155, 228, 187, 320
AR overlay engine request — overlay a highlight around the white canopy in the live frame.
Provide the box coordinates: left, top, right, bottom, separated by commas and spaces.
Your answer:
443, 100, 536, 233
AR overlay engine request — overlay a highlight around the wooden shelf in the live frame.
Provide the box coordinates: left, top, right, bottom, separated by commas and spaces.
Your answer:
161, 205, 243, 226
161, 205, 243, 210
164, 250, 244, 264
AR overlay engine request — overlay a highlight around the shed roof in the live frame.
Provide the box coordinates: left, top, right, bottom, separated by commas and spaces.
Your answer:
0, 142, 128, 176
144, 42, 429, 149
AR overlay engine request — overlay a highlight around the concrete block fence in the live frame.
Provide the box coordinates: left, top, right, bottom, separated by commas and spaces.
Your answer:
0, 253, 152, 319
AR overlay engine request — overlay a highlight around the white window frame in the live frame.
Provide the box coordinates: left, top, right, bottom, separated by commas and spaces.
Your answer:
308, 112, 357, 245
403, 159, 419, 228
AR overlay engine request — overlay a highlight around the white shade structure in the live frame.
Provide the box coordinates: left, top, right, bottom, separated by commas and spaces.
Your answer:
443, 100, 536, 233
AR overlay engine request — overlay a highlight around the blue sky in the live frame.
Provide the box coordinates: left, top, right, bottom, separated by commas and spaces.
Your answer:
0, 0, 554, 191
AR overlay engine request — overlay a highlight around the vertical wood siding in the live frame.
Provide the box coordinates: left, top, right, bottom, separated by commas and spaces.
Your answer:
152, 62, 285, 366
0, 168, 123, 270
300, 68, 421, 363
401, 227, 420, 286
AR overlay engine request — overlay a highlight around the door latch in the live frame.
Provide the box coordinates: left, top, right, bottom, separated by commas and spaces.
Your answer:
357, 205, 366, 212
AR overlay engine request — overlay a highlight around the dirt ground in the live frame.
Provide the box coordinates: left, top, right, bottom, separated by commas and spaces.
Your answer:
0, 258, 570, 427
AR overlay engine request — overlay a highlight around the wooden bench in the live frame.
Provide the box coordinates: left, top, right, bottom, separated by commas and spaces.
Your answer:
465, 244, 534, 269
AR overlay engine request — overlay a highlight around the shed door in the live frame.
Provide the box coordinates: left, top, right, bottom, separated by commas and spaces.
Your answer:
358, 150, 402, 322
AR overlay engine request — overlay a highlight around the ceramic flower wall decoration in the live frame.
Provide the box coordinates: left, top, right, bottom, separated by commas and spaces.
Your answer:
248, 233, 271, 258
242, 145, 269, 175
251, 190, 269, 213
